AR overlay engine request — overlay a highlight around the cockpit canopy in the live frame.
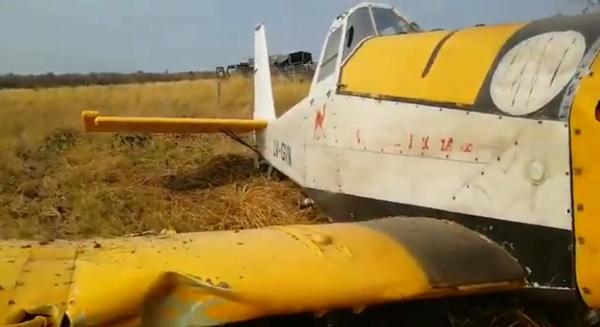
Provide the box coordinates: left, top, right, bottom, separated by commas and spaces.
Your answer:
315, 3, 420, 85
344, 6, 417, 60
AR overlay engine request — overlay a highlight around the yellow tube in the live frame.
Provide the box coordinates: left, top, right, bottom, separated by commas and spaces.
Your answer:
82, 110, 267, 134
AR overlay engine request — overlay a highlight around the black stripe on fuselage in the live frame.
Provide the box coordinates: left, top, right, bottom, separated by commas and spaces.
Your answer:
304, 188, 574, 289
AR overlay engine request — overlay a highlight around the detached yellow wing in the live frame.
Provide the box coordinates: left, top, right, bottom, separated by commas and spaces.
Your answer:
82, 111, 267, 134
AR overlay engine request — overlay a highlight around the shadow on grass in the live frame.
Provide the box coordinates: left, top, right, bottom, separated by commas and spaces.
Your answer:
162, 154, 256, 191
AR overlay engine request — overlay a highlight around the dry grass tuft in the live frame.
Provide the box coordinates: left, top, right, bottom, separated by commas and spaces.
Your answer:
0, 76, 322, 240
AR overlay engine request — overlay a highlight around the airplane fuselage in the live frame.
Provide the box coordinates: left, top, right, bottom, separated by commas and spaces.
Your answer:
258, 5, 600, 308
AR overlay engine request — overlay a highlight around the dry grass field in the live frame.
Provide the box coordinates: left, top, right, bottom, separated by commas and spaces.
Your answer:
0, 77, 327, 240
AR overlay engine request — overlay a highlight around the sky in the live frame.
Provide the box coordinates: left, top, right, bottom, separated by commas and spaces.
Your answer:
0, 0, 589, 74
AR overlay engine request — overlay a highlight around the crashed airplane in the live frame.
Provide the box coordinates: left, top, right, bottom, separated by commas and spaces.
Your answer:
2, 2, 600, 326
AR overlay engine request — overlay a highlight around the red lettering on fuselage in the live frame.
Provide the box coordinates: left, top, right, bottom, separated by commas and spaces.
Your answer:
461, 143, 474, 153
441, 137, 454, 152
421, 137, 430, 150
314, 105, 326, 131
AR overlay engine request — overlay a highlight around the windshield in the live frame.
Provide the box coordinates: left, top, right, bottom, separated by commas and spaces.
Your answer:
371, 7, 412, 36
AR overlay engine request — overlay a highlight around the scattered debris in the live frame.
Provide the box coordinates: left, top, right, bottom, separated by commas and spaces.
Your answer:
299, 198, 315, 209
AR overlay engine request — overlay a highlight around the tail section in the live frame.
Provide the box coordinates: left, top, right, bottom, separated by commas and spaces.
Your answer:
253, 24, 276, 120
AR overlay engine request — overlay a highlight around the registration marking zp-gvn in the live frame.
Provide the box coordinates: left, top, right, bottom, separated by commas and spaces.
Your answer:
273, 140, 292, 166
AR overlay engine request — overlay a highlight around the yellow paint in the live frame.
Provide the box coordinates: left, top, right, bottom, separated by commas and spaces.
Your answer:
569, 53, 600, 309
340, 23, 524, 106
4, 305, 64, 327
0, 222, 521, 326
82, 110, 268, 134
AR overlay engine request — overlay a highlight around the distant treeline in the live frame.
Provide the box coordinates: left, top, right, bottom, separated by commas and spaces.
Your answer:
0, 71, 215, 89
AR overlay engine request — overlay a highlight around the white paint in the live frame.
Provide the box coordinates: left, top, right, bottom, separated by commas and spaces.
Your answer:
528, 160, 546, 184
258, 97, 310, 185
491, 31, 586, 116
261, 93, 572, 230
303, 95, 572, 230
253, 24, 276, 120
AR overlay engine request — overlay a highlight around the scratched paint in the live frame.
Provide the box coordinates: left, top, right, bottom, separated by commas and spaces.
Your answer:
490, 31, 586, 116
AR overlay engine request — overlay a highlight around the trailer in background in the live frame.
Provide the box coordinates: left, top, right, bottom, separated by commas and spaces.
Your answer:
216, 50, 315, 79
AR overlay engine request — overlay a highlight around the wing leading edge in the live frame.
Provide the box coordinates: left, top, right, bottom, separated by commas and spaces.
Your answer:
1, 218, 525, 326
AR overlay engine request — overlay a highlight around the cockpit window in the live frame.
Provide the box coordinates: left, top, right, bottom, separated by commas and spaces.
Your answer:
342, 7, 376, 61
317, 27, 342, 82
371, 7, 411, 36
318, 6, 420, 83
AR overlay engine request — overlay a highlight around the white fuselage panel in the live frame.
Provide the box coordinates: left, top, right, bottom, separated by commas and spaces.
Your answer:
261, 95, 572, 230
